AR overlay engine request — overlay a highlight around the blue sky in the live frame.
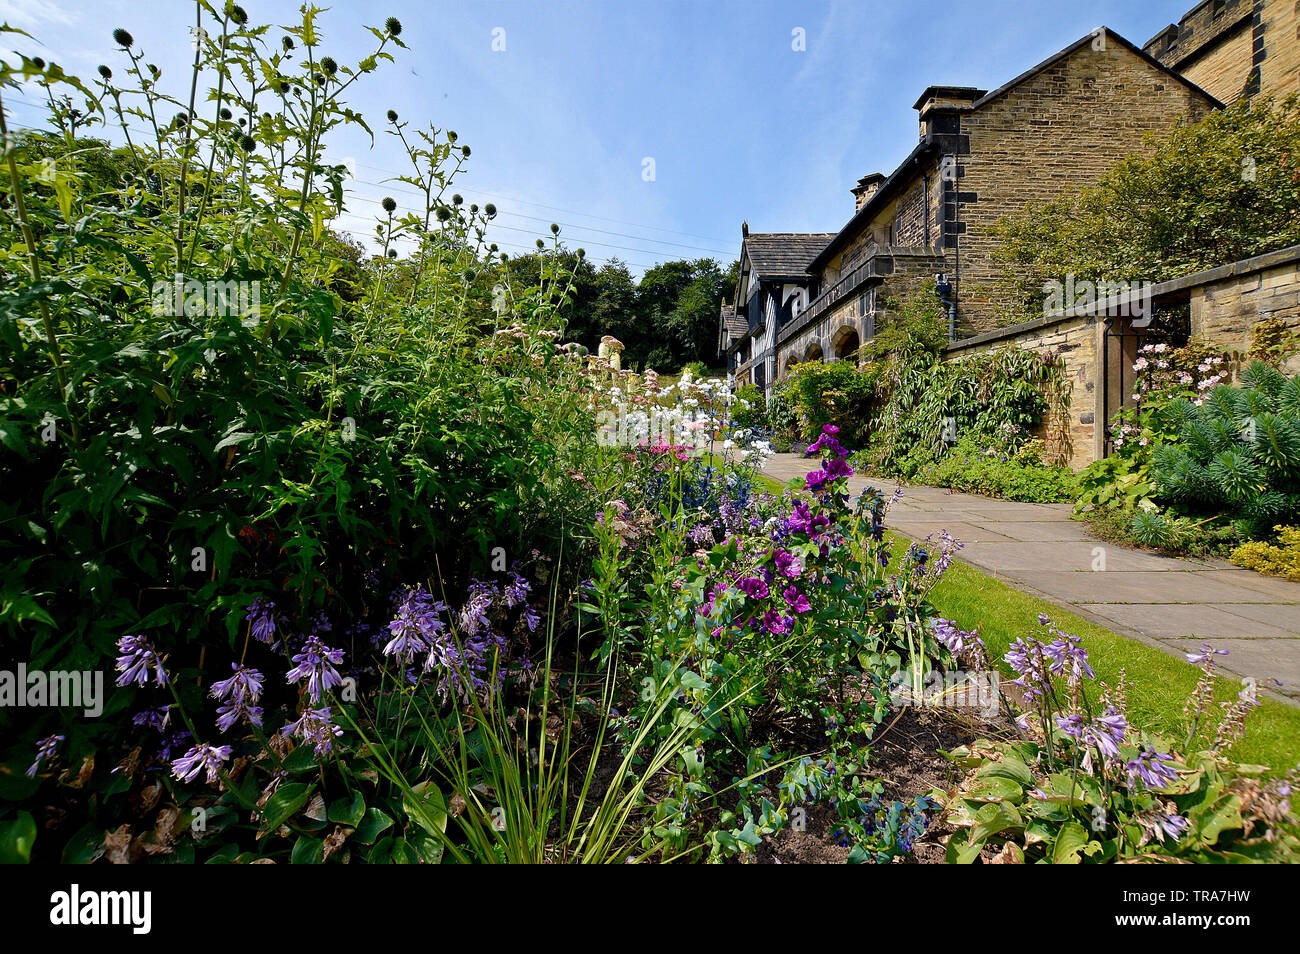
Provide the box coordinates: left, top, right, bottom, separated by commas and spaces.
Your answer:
4, 0, 1195, 275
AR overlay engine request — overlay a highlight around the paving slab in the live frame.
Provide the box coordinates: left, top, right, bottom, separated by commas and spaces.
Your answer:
966, 520, 1098, 542
1077, 603, 1294, 639
762, 453, 1300, 706
1162, 638, 1300, 698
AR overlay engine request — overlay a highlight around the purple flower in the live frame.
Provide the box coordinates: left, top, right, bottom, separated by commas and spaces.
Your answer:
687, 523, 716, 548
245, 598, 278, 644
26, 734, 63, 778
933, 618, 980, 655
384, 586, 447, 664
522, 605, 541, 632
736, 576, 769, 601
1037, 614, 1051, 626
210, 664, 264, 732
1157, 813, 1188, 842
1126, 748, 1178, 790
1058, 709, 1127, 760
1043, 634, 1095, 683
504, 572, 531, 608
115, 634, 169, 688
280, 707, 343, 758
761, 609, 792, 635
171, 742, 232, 784
286, 635, 345, 703
773, 549, 802, 579
1185, 642, 1228, 666
783, 586, 811, 614
458, 579, 498, 636
133, 706, 172, 733
806, 425, 847, 460
1005, 638, 1050, 701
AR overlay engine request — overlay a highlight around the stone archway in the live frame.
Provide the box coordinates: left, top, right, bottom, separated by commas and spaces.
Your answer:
803, 340, 824, 363
832, 325, 860, 362
783, 354, 800, 378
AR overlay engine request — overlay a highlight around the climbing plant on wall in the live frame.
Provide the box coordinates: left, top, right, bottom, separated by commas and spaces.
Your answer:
866, 341, 1070, 474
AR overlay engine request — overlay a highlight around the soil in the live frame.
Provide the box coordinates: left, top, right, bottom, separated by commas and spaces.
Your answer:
756, 703, 1018, 865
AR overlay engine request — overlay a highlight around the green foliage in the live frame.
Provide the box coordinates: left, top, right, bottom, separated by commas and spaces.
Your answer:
903, 438, 1078, 503
990, 95, 1300, 324
1149, 362, 1300, 539
1074, 455, 1157, 514
0, 8, 606, 862
1249, 315, 1300, 369
860, 280, 948, 361
730, 383, 767, 432
771, 359, 882, 448
867, 340, 1067, 475
945, 623, 1300, 864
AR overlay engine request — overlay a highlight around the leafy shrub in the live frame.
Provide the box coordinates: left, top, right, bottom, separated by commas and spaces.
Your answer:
731, 383, 767, 432
902, 437, 1077, 503
772, 359, 881, 448
1230, 526, 1300, 582
0, 9, 610, 861
866, 339, 1067, 476
990, 95, 1300, 325
1149, 362, 1300, 539
944, 620, 1300, 863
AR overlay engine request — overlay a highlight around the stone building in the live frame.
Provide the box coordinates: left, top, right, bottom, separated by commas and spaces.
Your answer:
1144, 0, 1300, 104
722, 27, 1223, 397
724, 228, 836, 391
719, 11, 1299, 468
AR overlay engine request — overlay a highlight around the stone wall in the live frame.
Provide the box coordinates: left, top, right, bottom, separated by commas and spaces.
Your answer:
941, 245, 1300, 470
1146, 0, 1299, 104
1190, 250, 1300, 375
945, 313, 1102, 468
956, 38, 1218, 334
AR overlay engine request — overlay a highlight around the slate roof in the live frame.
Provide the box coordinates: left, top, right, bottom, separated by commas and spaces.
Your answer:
744, 233, 836, 279
720, 303, 746, 338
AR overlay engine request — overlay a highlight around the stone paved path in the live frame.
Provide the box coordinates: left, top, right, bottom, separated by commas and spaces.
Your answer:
762, 453, 1300, 704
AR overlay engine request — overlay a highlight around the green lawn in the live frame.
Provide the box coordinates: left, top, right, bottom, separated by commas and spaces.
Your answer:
887, 534, 1300, 771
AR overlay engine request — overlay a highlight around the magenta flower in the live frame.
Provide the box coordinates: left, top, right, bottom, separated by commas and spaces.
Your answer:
773, 549, 802, 579
783, 586, 811, 614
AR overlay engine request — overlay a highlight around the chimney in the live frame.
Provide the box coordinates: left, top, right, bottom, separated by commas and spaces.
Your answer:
912, 85, 986, 139
851, 173, 885, 213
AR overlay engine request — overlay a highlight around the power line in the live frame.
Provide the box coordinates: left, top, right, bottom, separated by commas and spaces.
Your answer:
3, 95, 738, 263
348, 156, 734, 246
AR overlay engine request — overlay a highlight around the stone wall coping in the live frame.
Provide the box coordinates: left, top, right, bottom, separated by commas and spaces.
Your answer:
945, 244, 1300, 355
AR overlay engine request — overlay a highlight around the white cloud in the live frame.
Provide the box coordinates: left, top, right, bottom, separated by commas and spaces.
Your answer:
0, 0, 77, 31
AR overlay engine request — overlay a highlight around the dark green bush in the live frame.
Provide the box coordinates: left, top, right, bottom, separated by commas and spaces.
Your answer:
1149, 362, 1300, 539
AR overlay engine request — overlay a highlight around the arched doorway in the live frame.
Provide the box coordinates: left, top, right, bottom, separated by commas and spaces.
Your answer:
803, 341, 823, 363
833, 326, 860, 363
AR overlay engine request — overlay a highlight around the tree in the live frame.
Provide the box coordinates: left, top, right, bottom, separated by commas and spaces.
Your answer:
990, 95, 1300, 326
